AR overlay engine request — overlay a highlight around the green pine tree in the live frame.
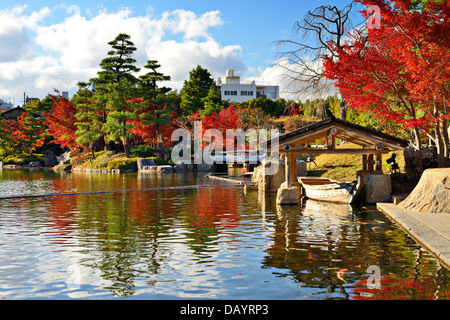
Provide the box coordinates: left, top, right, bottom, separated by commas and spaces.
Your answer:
200, 85, 228, 117
138, 60, 173, 152
73, 82, 102, 160
97, 33, 140, 158
180, 65, 215, 116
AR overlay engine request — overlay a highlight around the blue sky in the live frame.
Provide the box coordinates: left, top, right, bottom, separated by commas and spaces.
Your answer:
0, 0, 364, 105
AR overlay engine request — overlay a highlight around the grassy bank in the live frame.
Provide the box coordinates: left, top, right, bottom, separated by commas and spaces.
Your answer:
305, 143, 405, 181
70, 150, 169, 171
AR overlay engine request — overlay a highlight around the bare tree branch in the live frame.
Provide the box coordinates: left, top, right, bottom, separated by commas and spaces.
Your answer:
273, 2, 360, 100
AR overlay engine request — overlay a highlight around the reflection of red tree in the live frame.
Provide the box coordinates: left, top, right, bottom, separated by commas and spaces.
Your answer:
189, 187, 241, 231
350, 274, 450, 300
47, 196, 78, 240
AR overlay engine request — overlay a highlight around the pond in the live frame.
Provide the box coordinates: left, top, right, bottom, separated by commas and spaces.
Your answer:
0, 169, 449, 300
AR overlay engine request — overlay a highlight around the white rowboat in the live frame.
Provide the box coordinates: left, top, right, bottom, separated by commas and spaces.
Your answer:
299, 176, 363, 204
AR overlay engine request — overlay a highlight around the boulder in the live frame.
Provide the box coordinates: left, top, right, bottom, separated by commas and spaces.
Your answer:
141, 165, 174, 173
29, 161, 41, 167
276, 181, 300, 205
174, 163, 188, 173
44, 150, 57, 167
137, 158, 156, 171
399, 168, 450, 213
252, 159, 306, 193
252, 159, 285, 193
363, 173, 392, 204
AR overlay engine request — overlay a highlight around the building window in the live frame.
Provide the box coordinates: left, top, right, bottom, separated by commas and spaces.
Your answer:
225, 90, 237, 96
241, 91, 253, 96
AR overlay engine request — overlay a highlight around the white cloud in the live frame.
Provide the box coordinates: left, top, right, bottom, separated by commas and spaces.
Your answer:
245, 58, 337, 101
0, 5, 243, 104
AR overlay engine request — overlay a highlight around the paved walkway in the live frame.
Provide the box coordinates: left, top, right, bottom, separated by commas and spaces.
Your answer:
377, 203, 450, 270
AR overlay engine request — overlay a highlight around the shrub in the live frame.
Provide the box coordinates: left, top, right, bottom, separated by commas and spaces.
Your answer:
107, 158, 139, 170
130, 145, 159, 158
147, 156, 168, 165
3, 153, 44, 165
87, 151, 113, 169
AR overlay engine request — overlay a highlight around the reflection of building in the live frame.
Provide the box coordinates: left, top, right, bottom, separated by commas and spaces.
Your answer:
0, 98, 15, 110
216, 69, 279, 103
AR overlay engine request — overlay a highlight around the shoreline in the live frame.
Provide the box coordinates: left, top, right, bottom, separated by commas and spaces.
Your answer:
377, 202, 450, 270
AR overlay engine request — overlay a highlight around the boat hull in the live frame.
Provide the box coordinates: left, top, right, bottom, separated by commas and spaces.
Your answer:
299, 177, 362, 204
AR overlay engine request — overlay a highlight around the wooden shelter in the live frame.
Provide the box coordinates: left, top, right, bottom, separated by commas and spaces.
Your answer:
273, 118, 408, 189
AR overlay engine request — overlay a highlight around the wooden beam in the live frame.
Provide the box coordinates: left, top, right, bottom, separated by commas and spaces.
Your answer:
280, 148, 390, 155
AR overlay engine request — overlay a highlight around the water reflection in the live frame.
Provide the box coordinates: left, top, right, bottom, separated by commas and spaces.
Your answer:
0, 170, 449, 299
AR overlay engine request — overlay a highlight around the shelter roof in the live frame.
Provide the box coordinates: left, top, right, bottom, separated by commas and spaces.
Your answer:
276, 118, 408, 151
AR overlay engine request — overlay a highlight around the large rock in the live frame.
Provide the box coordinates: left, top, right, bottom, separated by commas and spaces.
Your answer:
174, 163, 188, 173
364, 173, 392, 204
141, 165, 174, 173
252, 159, 285, 193
137, 158, 156, 171
44, 150, 57, 167
399, 168, 450, 213
276, 181, 300, 205
252, 159, 306, 193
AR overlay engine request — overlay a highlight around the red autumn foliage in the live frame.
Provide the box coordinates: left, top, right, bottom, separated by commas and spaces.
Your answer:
44, 92, 78, 151
323, 0, 450, 146
189, 105, 240, 148
130, 99, 178, 148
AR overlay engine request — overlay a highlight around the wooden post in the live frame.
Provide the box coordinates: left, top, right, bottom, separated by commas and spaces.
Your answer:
327, 128, 336, 150
285, 152, 292, 188
362, 155, 368, 171
376, 153, 383, 171
289, 153, 297, 181
368, 154, 374, 172
327, 135, 335, 150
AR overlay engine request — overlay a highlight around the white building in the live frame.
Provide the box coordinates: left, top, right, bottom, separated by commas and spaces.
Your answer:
217, 69, 279, 103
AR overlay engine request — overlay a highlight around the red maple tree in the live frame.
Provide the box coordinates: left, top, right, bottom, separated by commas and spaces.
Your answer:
323, 0, 450, 166
189, 104, 240, 149
44, 91, 78, 151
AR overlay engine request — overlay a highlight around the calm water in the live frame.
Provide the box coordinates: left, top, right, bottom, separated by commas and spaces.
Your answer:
0, 169, 449, 300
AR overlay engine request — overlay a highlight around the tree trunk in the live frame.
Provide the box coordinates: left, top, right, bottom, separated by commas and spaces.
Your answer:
413, 127, 423, 172
441, 118, 449, 166
339, 100, 347, 121
91, 144, 96, 160
434, 108, 445, 168
122, 137, 130, 158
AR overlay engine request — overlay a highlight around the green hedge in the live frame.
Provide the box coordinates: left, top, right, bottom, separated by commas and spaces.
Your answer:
147, 156, 168, 165
106, 158, 139, 170
130, 145, 159, 158
2, 153, 44, 165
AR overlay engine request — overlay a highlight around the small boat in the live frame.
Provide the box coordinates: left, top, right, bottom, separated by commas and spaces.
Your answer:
299, 176, 363, 204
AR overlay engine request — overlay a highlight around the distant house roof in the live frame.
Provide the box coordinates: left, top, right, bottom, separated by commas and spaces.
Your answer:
1, 106, 25, 120
275, 118, 408, 152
